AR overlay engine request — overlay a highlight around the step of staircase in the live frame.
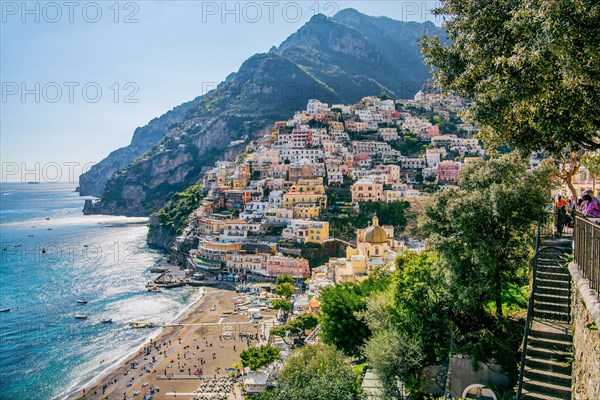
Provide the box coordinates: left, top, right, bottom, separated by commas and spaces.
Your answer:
534, 293, 570, 304
525, 356, 572, 375
536, 264, 568, 273
521, 380, 572, 399
535, 310, 570, 323
540, 237, 573, 251
536, 279, 570, 290
535, 302, 570, 314
537, 272, 570, 281
535, 286, 570, 296
529, 329, 571, 343
525, 349, 571, 374
521, 392, 571, 400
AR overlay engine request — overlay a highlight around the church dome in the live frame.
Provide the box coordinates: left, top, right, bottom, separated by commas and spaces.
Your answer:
364, 216, 388, 244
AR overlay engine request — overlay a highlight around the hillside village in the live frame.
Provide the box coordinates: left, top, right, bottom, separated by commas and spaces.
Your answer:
140, 91, 600, 399
164, 92, 485, 286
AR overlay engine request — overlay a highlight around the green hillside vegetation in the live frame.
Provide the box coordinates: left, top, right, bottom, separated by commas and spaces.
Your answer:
153, 184, 204, 236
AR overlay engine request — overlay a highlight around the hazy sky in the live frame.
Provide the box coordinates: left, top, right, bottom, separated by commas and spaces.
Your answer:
1, 1, 441, 183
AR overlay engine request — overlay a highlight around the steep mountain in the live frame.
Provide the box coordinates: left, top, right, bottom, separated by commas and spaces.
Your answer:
275, 9, 441, 100
82, 9, 444, 216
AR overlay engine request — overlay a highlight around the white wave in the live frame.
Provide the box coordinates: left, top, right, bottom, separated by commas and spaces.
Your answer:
59, 288, 205, 400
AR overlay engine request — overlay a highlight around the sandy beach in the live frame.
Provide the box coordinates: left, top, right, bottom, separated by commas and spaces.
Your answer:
74, 287, 278, 400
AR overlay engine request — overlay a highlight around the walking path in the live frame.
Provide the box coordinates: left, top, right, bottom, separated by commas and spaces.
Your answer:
520, 237, 573, 400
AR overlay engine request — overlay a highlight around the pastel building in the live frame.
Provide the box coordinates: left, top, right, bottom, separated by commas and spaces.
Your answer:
266, 254, 310, 278
351, 180, 384, 203
437, 161, 462, 183
333, 216, 397, 283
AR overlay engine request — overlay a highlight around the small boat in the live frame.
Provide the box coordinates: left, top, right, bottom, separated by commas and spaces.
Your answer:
129, 321, 157, 328
100, 319, 113, 324
41, 249, 46, 254
45, 217, 50, 220
0, 308, 10, 313
83, 244, 89, 248
77, 300, 88, 304
75, 314, 88, 319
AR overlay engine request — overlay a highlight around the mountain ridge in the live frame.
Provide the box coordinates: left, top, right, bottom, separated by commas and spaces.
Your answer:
80, 9, 445, 215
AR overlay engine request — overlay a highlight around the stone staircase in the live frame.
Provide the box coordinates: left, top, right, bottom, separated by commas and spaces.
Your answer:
520, 238, 574, 400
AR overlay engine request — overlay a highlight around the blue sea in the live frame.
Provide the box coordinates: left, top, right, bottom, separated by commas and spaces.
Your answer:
0, 183, 198, 399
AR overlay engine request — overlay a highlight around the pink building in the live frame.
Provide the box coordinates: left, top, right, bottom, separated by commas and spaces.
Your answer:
427, 125, 440, 138
266, 255, 310, 278
437, 161, 462, 183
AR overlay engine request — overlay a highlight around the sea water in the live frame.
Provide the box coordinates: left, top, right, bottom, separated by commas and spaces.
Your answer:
0, 183, 196, 399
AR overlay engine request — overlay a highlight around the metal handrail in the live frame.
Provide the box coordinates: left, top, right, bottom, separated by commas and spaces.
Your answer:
574, 215, 600, 293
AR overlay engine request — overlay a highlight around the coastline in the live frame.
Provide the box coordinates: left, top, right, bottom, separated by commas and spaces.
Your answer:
72, 284, 278, 400
62, 286, 206, 400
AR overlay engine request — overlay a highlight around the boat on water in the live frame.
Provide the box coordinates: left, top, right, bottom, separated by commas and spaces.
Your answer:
75, 314, 88, 319
150, 267, 170, 273
45, 217, 50, 220
100, 319, 113, 324
77, 300, 88, 304
0, 308, 10, 313
129, 321, 158, 328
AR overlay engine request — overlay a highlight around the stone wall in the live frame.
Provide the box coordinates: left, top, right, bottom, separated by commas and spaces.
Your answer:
569, 262, 600, 400
446, 355, 509, 399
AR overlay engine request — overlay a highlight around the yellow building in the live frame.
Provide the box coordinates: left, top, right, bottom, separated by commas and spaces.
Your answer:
282, 220, 329, 244
328, 121, 344, 132
307, 221, 329, 244
292, 203, 322, 219
282, 192, 328, 210
290, 178, 326, 194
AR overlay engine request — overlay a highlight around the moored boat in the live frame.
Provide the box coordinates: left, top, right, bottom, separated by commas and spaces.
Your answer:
77, 300, 88, 304
75, 314, 88, 319
129, 321, 158, 328
0, 308, 10, 313
100, 318, 113, 324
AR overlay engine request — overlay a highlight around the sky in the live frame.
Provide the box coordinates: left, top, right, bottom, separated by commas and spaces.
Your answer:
0, 0, 442, 183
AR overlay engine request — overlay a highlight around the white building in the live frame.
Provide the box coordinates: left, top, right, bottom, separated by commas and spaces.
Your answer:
307, 99, 329, 115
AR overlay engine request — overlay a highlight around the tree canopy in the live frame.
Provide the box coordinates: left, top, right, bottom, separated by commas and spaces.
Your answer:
420, 0, 600, 153
270, 313, 318, 346
275, 344, 362, 400
419, 154, 553, 316
319, 276, 390, 357
239, 344, 280, 371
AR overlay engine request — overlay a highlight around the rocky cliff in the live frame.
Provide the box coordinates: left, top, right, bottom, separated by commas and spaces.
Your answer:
81, 9, 444, 216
